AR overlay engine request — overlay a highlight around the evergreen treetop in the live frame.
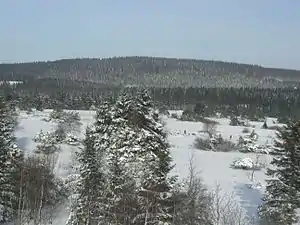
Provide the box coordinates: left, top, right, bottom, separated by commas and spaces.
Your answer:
259, 121, 300, 225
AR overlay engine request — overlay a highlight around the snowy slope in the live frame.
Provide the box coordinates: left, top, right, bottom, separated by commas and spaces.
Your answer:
12, 109, 278, 224
166, 116, 274, 220
166, 112, 277, 220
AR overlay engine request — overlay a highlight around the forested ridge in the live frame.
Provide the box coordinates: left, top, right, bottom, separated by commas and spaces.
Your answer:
1, 56, 300, 88
1, 56, 300, 121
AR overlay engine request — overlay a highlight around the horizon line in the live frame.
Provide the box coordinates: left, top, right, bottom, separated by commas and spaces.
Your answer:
0, 55, 299, 72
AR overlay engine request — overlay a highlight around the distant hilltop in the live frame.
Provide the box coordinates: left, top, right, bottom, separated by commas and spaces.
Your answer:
0, 56, 300, 88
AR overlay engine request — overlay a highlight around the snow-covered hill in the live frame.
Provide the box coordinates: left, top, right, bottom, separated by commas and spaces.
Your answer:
13, 109, 279, 224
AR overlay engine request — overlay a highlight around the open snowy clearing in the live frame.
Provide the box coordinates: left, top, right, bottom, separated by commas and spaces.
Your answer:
13, 109, 278, 224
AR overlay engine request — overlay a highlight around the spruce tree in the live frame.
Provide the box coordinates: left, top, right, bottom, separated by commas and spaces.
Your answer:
89, 91, 178, 224
259, 121, 300, 225
102, 95, 140, 224
66, 127, 106, 225
105, 126, 139, 225
131, 89, 177, 224
0, 96, 23, 223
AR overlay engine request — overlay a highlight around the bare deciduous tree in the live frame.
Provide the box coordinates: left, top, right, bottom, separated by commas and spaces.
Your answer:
210, 184, 254, 225
15, 155, 65, 225
172, 153, 213, 225
172, 154, 257, 225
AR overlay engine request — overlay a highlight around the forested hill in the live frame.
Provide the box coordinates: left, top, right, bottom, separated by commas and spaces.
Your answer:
1, 56, 300, 88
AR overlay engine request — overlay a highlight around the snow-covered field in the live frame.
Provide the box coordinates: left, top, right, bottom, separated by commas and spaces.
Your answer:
14, 109, 279, 224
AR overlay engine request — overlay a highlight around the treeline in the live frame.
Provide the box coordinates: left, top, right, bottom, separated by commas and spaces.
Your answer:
2, 81, 300, 121
1, 56, 300, 88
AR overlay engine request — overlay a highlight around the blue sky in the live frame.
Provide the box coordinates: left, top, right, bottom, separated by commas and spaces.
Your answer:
0, 0, 299, 69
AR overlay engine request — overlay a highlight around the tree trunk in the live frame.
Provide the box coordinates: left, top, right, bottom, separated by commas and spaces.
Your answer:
37, 181, 44, 225
15, 169, 23, 225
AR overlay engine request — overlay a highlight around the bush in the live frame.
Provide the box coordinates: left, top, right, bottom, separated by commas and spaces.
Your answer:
35, 142, 60, 155
171, 113, 179, 119
181, 109, 195, 121
200, 117, 219, 125
65, 111, 80, 123
242, 127, 250, 133
36, 103, 44, 112
215, 139, 236, 152
262, 121, 268, 129
229, 116, 252, 127
49, 108, 64, 120
33, 130, 57, 143
193, 137, 212, 151
50, 110, 82, 135
54, 123, 67, 142
26, 108, 33, 115
277, 116, 291, 124
231, 158, 263, 170
194, 136, 236, 152
158, 106, 169, 116
249, 130, 259, 140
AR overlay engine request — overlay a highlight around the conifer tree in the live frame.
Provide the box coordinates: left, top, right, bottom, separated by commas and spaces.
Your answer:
102, 95, 140, 224
105, 126, 139, 225
130, 89, 177, 224
0, 96, 23, 223
259, 121, 300, 225
86, 91, 178, 224
66, 127, 106, 225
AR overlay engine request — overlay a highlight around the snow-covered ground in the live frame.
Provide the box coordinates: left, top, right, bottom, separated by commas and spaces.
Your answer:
13, 109, 279, 224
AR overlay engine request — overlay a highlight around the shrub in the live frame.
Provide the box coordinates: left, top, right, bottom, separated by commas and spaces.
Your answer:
193, 137, 212, 151
50, 110, 82, 135
249, 130, 259, 140
229, 116, 239, 126
26, 108, 33, 115
181, 109, 195, 121
215, 139, 236, 152
53, 123, 67, 142
171, 113, 179, 119
229, 116, 251, 127
262, 121, 268, 129
49, 108, 64, 120
277, 116, 291, 124
158, 106, 169, 116
242, 127, 250, 133
200, 117, 219, 125
35, 142, 60, 155
231, 158, 263, 170
194, 136, 236, 152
